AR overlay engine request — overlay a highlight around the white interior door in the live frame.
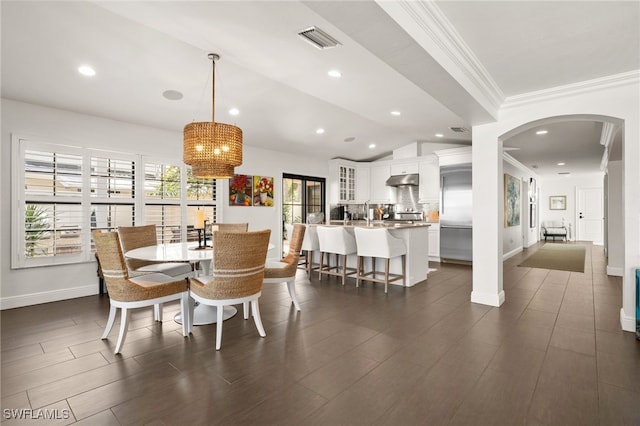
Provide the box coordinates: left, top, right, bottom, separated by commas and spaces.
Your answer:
577, 187, 603, 244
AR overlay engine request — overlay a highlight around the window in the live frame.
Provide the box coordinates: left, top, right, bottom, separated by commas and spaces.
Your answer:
282, 173, 325, 225
12, 136, 218, 268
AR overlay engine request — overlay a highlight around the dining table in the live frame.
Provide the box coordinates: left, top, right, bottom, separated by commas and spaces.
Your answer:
124, 241, 273, 326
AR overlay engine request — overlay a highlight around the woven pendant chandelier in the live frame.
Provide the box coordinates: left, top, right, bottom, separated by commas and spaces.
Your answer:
184, 53, 242, 179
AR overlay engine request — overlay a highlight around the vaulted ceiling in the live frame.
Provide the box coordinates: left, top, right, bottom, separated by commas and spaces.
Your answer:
2, 1, 638, 175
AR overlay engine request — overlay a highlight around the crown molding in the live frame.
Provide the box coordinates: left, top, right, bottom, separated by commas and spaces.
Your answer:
502, 70, 640, 110
376, 0, 504, 114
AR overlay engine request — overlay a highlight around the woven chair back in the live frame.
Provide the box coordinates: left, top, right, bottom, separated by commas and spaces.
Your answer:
92, 231, 141, 301
214, 223, 249, 233
282, 224, 306, 266
196, 229, 271, 300
117, 224, 158, 271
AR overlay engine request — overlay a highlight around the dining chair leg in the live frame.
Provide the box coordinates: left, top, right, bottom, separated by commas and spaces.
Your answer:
286, 279, 301, 311
153, 303, 163, 322
115, 308, 130, 354
251, 300, 266, 337
102, 305, 117, 339
215, 305, 224, 350
243, 302, 250, 319
180, 292, 190, 336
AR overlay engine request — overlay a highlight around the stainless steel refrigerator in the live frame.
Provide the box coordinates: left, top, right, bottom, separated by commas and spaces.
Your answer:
440, 164, 472, 262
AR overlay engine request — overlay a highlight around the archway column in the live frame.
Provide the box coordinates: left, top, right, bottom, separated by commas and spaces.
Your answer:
471, 123, 505, 306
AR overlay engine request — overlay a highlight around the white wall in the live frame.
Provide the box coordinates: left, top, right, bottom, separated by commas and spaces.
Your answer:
539, 173, 604, 242
606, 161, 623, 275
0, 99, 328, 309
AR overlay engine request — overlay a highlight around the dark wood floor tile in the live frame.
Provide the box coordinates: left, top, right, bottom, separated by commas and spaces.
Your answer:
219, 383, 328, 426
502, 323, 553, 351
439, 336, 500, 373
449, 368, 538, 426
527, 373, 598, 426
70, 409, 121, 426
374, 362, 481, 425
597, 382, 640, 426
348, 332, 406, 363
298, 349, 379, 399
68, 326, 155, 360
1, 321, 102, 352
2, 399, 75, 425
556, 310, 595, 332
27, 357, 143, 409
539, 346, 597, 387
1, 391, 30, 413
595, 328, 640, 357
527, 297, 562, 314
488, 344, 546, 380
307, 324, 379, 357
303, 355, 429, 425
549, 325, 595, 356
1, 353, 108, 396
0, 343, 44, 365
1, 349, 74, 379
518, 308, 558, 329
66, 362, 182, 421
596, 349, 640, 393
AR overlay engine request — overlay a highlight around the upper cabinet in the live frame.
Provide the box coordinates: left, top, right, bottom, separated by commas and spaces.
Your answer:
390, 162, 419, 176
369, 164, 392, 203
329, 160, 369, 204
419, 155, 440, 203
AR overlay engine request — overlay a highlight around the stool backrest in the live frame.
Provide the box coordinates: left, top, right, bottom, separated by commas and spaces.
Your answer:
301, 224, 320, 251
317, 226, 357, 255
354, 227, 406, 258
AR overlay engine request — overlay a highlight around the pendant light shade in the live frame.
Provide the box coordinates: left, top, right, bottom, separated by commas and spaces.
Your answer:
183, 53, 242, 179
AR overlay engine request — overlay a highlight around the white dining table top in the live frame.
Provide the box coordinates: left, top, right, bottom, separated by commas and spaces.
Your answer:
125, 241, 274, 262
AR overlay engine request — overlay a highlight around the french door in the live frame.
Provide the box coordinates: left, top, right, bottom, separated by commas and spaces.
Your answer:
282, 174, 325, 253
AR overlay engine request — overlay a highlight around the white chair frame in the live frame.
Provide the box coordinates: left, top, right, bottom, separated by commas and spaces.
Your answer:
190, 291, 266, 350
102, 291, 191, 354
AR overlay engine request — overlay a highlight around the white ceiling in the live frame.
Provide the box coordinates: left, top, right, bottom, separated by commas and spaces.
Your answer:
2, 1, 638, 175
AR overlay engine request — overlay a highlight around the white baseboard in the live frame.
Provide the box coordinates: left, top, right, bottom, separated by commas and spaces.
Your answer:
471, 289, 505, 307
0, 285, 97, 310
620, 308, 637, 333
606, 266, 624, 277
503, 246, 523, 261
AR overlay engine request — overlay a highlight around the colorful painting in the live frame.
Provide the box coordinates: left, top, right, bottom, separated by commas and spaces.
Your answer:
229, 174, 253, 206
504, 173, 521, 227
253, 176, 274, 206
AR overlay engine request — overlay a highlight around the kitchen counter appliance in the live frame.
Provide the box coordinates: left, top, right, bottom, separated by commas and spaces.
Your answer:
440, 163, 472, 262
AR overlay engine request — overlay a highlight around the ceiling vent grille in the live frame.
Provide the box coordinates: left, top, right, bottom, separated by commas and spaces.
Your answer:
449, 126, 469, 133
298, 26, 341, 50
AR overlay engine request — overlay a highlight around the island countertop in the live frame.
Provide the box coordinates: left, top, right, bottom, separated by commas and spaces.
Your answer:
327, 220, 431, 230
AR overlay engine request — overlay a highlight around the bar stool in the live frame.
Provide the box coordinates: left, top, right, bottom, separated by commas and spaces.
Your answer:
301, 225, 320, 276
316, 226, 357, 286
353, 227, 406, 294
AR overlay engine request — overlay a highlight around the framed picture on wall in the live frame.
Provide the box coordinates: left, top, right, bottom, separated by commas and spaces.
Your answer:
549, 195, 566, 210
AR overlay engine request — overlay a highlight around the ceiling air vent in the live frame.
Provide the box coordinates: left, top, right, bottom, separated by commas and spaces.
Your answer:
449, 126, 469, 133
297, 26, 341, 50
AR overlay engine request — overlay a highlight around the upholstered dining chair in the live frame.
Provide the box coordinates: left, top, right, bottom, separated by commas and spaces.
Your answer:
188, 229, 271, 350
117, 224, 193, 278
93, 230, 191, 354
261, 224, 306, 311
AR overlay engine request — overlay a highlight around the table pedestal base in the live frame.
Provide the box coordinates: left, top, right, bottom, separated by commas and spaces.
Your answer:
174, 304, 238, 325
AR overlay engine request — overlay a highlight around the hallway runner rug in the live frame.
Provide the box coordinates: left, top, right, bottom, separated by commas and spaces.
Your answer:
518, 243, 586, 273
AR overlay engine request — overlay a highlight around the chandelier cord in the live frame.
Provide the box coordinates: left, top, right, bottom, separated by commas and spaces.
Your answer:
191, 60, 213, 123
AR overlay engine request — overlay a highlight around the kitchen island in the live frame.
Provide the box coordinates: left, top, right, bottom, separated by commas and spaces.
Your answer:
322, 221, 431, 287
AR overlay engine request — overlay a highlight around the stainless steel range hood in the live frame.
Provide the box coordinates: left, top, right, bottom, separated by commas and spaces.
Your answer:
385, 173, 419, 186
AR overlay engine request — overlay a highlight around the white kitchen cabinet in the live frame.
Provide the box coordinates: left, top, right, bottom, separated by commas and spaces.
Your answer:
428, 223, 440, 262
369, 164, 392, 203
419, 155, 440, 202
355, 165, 370, 203
390, 162, 419, 176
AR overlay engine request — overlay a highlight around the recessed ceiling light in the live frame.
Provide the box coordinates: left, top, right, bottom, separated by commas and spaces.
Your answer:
368, 144, 376, 149
162, 90, 183, 101
536, 130, 548, 135
435, 133, 444, 138
78, 65, 96, 77
557, 162, 565, 166
390, 111, 401, 116
327, 70, 341, 78
316, 128, 325, 135
229, 108, 239, 116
